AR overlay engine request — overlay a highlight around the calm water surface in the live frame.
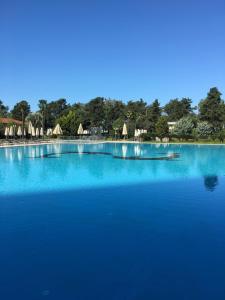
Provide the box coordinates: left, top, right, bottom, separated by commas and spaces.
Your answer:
0, 143, 225, 299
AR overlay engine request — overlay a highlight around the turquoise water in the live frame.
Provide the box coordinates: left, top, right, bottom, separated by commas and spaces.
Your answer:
1, 143, 225, 299
0, 142, 225, 194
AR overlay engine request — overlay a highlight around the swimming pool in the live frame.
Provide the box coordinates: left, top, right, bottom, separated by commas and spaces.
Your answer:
1, 143, 225, 299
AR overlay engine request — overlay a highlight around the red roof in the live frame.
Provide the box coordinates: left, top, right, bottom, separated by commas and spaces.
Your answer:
0, 118, 23, 125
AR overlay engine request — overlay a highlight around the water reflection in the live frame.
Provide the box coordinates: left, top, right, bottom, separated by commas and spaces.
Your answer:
0, 143, 225, 194
134, 144, 141, 156
122, 144, 127, 158
77, 144, 84, 156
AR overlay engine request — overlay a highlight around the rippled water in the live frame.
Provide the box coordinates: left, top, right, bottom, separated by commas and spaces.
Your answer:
0, 143, 225, 299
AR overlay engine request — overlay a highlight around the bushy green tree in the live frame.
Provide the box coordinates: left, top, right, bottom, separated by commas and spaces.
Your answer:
173, 116, 194, 139
57, 111, 77, 135
26, 112, 43, 128
211, 129, 225, 143
164, 98, 194, 121
155, 116, 169, 138
125, 99, 147, 127
199, 87, 225, 131
195, 121, 212, 139
57, 104, 87, 135
11, 100, 30, 121
46, 98, 69, 127
104, 100, 125, 131
85, 97, 105, 127
140, 132, 154, 141
72, 103, 87, 126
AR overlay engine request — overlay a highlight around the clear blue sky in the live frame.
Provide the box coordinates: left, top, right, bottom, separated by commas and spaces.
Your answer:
0, 0, 225, 110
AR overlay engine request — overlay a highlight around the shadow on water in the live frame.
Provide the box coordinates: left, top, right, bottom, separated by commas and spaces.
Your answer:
1, 179, 225, 300
204, 175, 219, 192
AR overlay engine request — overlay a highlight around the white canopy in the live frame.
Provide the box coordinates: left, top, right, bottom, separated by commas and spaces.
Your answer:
141, 129, 147, 134
4, 127, 9, 137
40, 128, 44, 136
77, 123, 84, 135
36, 128, 39, 137
31, 127, 36, 137
134, 129, 139, 137
134, 129, 147, 137
46, 128, 53, 136
17, 126, 22, 136
53, 124, 63, 135
28, 121, 33, 134
9, 126, 14, 137
122, 123, 128, 136
83, 130, 89, 135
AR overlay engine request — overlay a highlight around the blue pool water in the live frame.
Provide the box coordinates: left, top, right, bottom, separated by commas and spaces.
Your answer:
1, 142, 225, 299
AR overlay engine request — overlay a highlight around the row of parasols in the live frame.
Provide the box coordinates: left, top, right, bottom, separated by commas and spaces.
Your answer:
4, 122, 147, 137
4, 124, 45, 137
4, 123, 84, 138
51, 123, 147, 137
4, 122, 63, 138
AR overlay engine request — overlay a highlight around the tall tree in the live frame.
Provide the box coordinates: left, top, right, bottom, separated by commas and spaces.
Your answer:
164, 98, 194, 121
0, 100, 8, 117
155, 116, 169, 138
38, 99, 48, 132
126, 99, 147, 119
148, 99, 161, 122
85, 97, 105, 127
104, 99, 125, 131
72, 103, 87, 126
125, 99, 147, 129
11, 100, 30, 121
199, 87, 225, 131
11, 100, 30, 137
180, 98, 194, 115
46, 98, 69, 127
145, 99, 161, 132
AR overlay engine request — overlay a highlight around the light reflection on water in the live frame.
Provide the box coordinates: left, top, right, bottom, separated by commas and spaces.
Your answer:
0, 143, 225, 194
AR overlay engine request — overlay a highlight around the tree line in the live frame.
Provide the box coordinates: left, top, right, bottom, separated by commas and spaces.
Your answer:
0, 87, 225, 141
